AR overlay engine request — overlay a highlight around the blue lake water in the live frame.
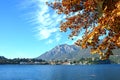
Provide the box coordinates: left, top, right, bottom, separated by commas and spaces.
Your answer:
0, 64, 120, 80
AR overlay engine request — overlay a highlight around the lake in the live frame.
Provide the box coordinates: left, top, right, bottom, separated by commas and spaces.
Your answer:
0, 64, 120, 80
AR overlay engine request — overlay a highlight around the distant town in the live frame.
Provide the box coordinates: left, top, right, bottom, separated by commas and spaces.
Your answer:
0, 56, 119, 65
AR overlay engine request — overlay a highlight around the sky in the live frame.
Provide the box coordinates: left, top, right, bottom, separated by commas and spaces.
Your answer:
0, 0, 81, 59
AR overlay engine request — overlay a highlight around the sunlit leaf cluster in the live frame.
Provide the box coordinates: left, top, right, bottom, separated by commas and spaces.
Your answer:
47, 0, 120, 60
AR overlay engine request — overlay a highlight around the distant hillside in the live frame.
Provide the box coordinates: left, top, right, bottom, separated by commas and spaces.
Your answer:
0, 56, 7, 60
37, 44, 97, 61
37, 44, 120, 61
109, 49, 120, 63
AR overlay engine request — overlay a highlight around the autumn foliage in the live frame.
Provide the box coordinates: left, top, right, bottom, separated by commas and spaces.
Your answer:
47, 0, 120, 59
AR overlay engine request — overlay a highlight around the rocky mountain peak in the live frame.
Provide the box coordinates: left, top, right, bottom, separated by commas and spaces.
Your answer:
37, 44, 91, 61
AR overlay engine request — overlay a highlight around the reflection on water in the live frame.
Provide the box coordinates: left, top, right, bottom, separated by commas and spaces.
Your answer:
0, 64, 120, 80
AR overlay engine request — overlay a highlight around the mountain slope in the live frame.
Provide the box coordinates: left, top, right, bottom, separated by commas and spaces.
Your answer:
37, 44, 120, 61
37, 44, 95, 61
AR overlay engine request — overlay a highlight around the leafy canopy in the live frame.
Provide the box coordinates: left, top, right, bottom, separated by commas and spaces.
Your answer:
47, 0, 120, 60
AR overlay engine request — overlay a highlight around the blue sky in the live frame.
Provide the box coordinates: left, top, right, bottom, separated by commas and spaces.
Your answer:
0, 0, 80, 59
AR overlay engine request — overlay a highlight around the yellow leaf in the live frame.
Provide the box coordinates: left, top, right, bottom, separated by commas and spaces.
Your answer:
117, 12, 120, 16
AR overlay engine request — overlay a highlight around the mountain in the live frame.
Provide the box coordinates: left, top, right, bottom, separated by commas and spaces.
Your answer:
37, 44, 97, 61
0, 56, 7, 60
37, 44, 120, 61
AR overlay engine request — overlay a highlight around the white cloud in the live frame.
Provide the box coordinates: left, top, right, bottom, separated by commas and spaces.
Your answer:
56, 37, 61, 42
55, 33, 61, 42
20, 0, 67, 43
37, 27, 58, 40
46, 39, 53, 44
23, 0, 65, 40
